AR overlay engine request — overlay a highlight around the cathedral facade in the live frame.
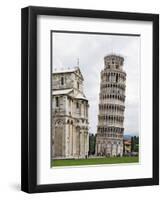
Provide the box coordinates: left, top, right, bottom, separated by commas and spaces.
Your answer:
96, 55, 126, 157
52, 67, 89, 159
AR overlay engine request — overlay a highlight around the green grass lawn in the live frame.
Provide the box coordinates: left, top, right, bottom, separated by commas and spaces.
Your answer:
52, 156, 139, 167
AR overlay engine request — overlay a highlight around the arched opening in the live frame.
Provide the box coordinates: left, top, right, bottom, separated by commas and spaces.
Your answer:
61, 76, 64, 85
116, 74, 118, 82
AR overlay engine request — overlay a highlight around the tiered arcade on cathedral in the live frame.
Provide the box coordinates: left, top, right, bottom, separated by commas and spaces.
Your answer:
96, 55, 126, 157
52, 67, 89, 159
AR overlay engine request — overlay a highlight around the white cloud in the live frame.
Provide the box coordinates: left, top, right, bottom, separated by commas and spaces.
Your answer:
52, 32, 140, 136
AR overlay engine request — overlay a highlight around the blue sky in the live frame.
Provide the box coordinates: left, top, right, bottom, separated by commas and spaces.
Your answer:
52, 32, 140, 136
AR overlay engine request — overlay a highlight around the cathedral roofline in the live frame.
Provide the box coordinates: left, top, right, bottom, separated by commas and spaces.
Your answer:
53, 67, 78, 74
52, 88, 88, 101
52, 88, 73, 95
75, 93, 88, 101
53, 67, 84, 80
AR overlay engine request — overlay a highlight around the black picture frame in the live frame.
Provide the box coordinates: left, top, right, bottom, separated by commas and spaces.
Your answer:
21, 6, 159, 193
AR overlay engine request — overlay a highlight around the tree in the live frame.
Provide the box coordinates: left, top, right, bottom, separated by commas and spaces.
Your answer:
89, 134, 96, 155
131, 136, 139, 152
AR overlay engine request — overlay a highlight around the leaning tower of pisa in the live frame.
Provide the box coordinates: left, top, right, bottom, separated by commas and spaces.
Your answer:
96, 54, 126, 157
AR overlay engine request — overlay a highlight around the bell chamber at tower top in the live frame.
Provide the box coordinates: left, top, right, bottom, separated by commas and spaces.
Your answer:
104, 54, 124, 70
101, 54, 126, 84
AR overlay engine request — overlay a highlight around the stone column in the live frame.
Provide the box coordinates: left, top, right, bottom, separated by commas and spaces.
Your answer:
71, 123, 73, 156
68, 123, 71, 157
84, 132, 87, 157
86, 132, 89, 156
73, 125, 76, 157
80, 131, 83, 157
65, 122, 69, 157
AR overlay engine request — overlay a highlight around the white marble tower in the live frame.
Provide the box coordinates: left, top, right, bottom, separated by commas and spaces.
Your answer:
96, 55, 126, 157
